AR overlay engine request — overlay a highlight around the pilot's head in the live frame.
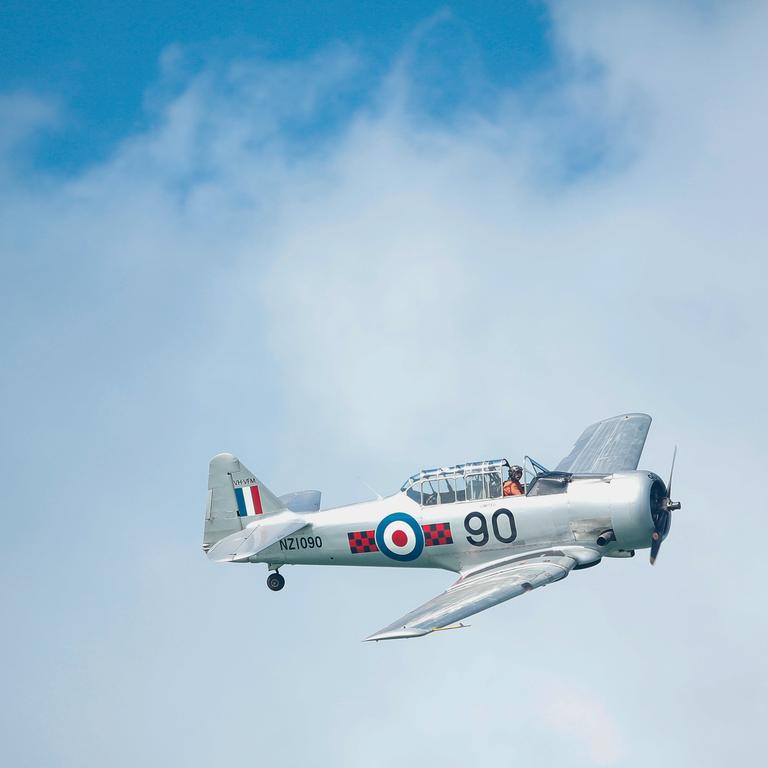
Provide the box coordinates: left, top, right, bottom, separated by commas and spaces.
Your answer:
509, 465, 523, 481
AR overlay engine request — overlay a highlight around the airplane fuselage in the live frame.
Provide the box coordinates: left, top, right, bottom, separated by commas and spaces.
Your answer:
204, 414, 679, 639
251, 470, 659, 575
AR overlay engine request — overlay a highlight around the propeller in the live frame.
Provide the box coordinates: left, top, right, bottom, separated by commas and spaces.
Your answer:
650, 446, 681, 565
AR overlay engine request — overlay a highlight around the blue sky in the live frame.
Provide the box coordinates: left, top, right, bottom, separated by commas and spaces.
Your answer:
1, 1, 551, 170
1, 2, 767, 767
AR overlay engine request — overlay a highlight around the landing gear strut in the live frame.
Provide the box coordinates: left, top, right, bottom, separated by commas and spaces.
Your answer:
267, 571, 285, 591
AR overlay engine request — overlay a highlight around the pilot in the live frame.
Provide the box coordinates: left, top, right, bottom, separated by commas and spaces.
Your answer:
503, 466, 524, 496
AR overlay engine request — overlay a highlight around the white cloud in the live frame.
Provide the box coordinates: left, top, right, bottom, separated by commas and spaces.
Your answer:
234, 0, 768, 488
535, 681, 624, 765
1, 2, 767, 766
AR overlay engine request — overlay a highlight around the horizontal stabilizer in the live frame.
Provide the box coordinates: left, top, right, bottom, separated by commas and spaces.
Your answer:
206, 511, 307, 563
279, 490, 321, 513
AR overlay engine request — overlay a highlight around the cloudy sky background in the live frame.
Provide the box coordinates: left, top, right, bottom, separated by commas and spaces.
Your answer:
1, 1, 766, 765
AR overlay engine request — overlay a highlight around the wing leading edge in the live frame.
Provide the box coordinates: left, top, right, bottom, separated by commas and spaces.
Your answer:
365, 554, 576, 641
555, 413, 652, 474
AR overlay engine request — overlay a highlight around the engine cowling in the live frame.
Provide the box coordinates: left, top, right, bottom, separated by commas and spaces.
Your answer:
609, 472, 661, 551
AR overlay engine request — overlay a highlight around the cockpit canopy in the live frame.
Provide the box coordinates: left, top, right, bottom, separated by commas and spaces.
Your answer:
525, 471, 572, 496
400, 457, 591, 505
400, 459, 511, 506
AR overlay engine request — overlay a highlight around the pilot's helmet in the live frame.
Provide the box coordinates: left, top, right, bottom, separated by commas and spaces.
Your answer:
509, 465, 523, 481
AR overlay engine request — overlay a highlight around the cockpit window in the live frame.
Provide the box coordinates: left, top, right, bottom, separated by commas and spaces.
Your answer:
421, 480, 438, 506
437, 478, 455, 504
463, 472, 503, 500
526, 473, 571, 496
406, 485, 421, 504
487, 471, 502, 499
454, 475, 466, 502
402, 460, 510, 505
465, 474, 484, 501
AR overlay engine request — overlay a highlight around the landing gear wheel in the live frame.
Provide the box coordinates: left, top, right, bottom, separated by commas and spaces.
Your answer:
267, 572, 285, 592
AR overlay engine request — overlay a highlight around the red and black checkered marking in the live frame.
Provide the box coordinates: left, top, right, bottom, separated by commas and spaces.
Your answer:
422, 522, 453, 547
348, 530, 379, 554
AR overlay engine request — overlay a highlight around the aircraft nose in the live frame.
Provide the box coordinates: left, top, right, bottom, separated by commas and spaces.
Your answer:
649, 477, 678, 564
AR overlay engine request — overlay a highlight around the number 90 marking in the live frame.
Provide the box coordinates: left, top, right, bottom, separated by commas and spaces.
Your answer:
464, 508, 517, 546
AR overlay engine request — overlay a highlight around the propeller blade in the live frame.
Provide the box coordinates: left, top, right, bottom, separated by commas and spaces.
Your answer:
650, 535, 662, 565
650, 447, 679, 564
667, 445, 677, 499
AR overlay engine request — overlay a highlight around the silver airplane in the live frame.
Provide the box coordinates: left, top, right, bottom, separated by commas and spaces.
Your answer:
203, 413, 679, 640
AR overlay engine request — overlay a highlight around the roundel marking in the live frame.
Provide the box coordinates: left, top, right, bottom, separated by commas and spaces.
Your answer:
375, 512, 424, 562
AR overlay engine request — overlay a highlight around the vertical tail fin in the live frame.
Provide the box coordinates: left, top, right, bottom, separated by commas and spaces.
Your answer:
203, 452, 286, 551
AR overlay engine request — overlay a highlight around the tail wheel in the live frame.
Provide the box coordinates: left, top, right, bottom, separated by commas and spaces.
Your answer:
267, 572, 285, 591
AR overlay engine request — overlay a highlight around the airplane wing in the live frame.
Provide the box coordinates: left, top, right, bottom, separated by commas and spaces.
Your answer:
555, 413, 652, 474
365, 554, 576, 641
206, 511, 307, 563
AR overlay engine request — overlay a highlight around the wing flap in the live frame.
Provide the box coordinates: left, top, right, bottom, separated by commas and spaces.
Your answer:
555, 413, 652, 474
365, 555, 576, 641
